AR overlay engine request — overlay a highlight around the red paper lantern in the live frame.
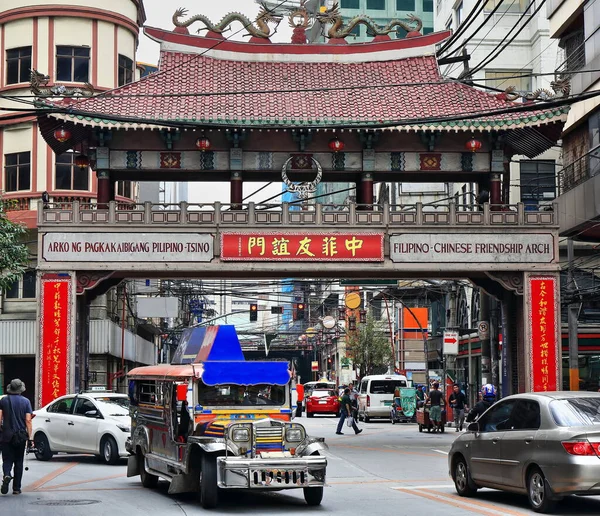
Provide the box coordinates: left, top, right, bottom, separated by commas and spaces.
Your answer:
54, 128, 71, 143
465, 137, 482, 153
195, 136, 211, 152
74, 154, 89, 169
328, 137, 345, 153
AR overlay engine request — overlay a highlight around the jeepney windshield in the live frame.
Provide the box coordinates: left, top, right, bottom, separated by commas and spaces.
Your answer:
197, 382, 286, 407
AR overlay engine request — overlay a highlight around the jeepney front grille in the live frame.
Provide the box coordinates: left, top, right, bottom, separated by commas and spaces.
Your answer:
254, 426, 284, 453
251, 469, 308, 487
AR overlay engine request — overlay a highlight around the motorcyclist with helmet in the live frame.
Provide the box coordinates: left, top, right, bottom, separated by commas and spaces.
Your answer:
465, 384, 496, 423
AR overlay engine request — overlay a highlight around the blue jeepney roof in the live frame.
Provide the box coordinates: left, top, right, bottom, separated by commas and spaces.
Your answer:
171, 325, 244, 364
202, 361, 291, 387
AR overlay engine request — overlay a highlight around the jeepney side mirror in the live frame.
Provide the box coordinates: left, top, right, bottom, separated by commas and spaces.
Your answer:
176, 384, 188, 402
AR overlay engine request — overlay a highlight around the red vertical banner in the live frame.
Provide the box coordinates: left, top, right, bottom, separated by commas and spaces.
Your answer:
528, 276, 559, 392
39, 275, 71, 407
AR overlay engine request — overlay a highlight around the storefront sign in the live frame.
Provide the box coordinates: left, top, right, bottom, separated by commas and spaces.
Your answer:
221, 233, 384, 261
39, 275, 71, 407
42, 233, 213, 262
311, 361, 319, 372
528, 276, 559, 392
390, 233, 554, 263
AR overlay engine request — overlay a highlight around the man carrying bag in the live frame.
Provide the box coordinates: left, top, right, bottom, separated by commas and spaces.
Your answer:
0, 379, 33, 495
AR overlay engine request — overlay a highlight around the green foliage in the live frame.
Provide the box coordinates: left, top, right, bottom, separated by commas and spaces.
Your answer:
347, 313, 394, 376
0, 197, 29, 292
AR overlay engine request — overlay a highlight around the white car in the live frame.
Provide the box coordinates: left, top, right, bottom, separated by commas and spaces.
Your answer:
32, 392, 130, 464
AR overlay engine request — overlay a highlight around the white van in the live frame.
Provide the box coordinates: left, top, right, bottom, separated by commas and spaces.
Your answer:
357, 374, 408, 422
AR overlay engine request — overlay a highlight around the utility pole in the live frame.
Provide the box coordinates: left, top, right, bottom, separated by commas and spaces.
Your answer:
479, 292, 491, 387
568, 238, 579, 391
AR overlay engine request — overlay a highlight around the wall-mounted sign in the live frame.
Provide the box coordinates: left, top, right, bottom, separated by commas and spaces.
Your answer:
477, 321, 490, 340
528, 276, 559, 392
221, 233, 384, 261
390, 233, 554, 263
443, 330, 459, 355
39, 274, 72, 407
42, 233, 213, 262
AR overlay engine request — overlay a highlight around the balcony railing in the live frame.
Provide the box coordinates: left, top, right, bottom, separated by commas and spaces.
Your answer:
38, 201, 558, 228
558, 146, 600, 195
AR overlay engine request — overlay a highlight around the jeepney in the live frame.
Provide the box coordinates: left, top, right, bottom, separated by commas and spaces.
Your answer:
126, 325, 328, 508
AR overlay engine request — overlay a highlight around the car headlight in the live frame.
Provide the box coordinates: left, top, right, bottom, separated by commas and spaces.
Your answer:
285, 427, 304, 442
117, 424, 130, 433
232, 428, 250, 442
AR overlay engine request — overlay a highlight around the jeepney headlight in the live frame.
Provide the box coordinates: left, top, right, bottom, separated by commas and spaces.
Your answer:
285, 427, 304, 442
232, 428, 250, 442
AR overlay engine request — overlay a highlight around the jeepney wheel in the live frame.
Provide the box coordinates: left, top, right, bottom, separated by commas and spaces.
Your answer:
139, 451, 159, 488
199, 454, 218, 509
304, 486, 324, 506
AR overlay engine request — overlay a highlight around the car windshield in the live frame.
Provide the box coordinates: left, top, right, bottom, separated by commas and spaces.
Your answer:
95, 399, 129, 416
197, 383, 286, 406
550, 398, 600, 426
369, 380, 406, 394
311, 390, 336, 398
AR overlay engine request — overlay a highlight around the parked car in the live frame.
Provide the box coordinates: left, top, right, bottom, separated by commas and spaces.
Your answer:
32, 392, 130, 464
306, 389, 340, 417
449, 392, 600, 513
357, 374, 408, 422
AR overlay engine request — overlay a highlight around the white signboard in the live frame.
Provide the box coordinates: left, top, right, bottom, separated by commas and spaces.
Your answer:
478, 320, 490, 340
443, 330, 459, 355
390, 233, 554, 263
137, 297, 180, 318
42, 233, 213, 262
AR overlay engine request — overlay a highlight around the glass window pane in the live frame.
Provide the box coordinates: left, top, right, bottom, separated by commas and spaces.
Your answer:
6, 60, 18, 84
18, 152, 30, 165
5, 153, 17, 166
22, 271, 36, 298
4, 279, 19, 298
56, 56, 72, 81
341, 0, 360, 7
74, 47, 90, 57
56, 153, 74, 165
5, 167, 17, 192
19, 163, 30, 190
423, 0, 434, 11
56, 46, 72, 56
479, 400, 516, 431
6, 49, 18, 59
73, 58, 89, 82
397, 0, 416, 9
19, 55, 31, 83
56, 164, 72, 190
73, 169, 89, 191
367, 0, 386, 8
423, 26, 434, 34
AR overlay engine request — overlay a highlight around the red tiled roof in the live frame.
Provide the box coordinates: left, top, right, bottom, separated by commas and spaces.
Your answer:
47, 47, 568, 131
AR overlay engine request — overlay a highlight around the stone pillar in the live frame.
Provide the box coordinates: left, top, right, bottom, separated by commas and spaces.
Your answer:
359, 172, 374, 209
97, 171, 110, 208
230, 171, 243, 210
490, 173, 502, 206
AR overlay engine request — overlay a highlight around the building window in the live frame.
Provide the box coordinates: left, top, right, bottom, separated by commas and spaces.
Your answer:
397, 0, 416, 10
3, 271, 36, 299
6, 47, 32, 85
55, 153, 89, 191
367, 0, 386, 8
455, 1, 464, 24
4, 152, 30, 192
118, 54, 134, 86
485, 69, 531, 92
117, 180, 132, 198
423, 26, 434, 34
484, 0, 528, 12
520, 160, 556, 205
341, 0, 360, 7
423, 0, 434, 11
56, 46, 90, 82
396, 27, 408, 38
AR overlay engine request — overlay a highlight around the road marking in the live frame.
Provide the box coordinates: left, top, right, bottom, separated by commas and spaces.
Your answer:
329, 478, 449, 485
393, 484, 454, 489
394, 487, 505, 516
39, 472, 127, 491
433, 449, 449, 455
25, 462, 79, 492
330, 443, 444, 458
423, 489, 529, 516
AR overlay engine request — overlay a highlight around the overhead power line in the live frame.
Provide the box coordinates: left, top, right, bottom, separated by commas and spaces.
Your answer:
437, 0, 488, 55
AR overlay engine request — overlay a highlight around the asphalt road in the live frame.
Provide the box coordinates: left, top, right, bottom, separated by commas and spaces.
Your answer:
4, 416, 600, 515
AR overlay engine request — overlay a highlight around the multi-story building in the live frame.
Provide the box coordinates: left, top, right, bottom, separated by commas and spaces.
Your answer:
0, 0, 153, 401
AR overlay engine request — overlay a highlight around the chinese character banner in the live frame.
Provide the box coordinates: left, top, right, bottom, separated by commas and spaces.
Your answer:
528, 276, 559, 392
39, 276, 71, 407
220, 233, 384, 261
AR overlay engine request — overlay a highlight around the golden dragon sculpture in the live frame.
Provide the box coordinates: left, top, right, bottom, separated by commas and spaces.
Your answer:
172, 4, 282, 39
316, 2, 422, 39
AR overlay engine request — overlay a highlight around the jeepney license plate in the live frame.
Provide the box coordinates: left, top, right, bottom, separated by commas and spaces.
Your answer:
319, 400, 327, 404
250, 468, 309, 487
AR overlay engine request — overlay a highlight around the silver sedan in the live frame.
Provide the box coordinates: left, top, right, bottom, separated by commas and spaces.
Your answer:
448, 392, 600, 513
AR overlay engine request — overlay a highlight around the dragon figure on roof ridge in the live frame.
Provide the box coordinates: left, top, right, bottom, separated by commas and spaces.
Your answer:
172, 4, 283, 39
316, 2, 422, 39
501, 78, 570, 102
30, 69, 94, 98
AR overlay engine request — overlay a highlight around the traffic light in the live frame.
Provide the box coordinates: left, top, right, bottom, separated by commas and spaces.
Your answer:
295, 303, 305, 321
249, 303, 258, 322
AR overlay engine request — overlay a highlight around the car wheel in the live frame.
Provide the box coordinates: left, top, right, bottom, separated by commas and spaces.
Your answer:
139, 450, 159, 488
454, 456, 478, 497
199, 454, 218, 509
528, 467, 556, 513
304, 486, 324, 506
101, 435, 119, 465
34, 433, 53, 461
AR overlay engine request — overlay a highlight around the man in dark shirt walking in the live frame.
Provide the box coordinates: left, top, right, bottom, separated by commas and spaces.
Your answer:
448, 383, 468, 431
0, 379, 33, 495
336, 388, 363, 435
427, 382, 445, 433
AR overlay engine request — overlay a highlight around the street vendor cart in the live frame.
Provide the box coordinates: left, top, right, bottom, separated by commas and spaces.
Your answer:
416, 407, 446, 433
